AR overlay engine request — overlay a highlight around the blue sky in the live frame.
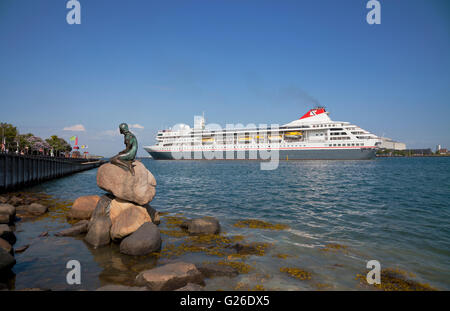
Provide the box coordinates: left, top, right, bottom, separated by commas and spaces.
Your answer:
0, 0, 449, 156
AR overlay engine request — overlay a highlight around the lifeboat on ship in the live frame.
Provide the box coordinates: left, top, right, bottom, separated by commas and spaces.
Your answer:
202, 137, 214, 144
284, 131, 303, 139
238, 137, 252, 143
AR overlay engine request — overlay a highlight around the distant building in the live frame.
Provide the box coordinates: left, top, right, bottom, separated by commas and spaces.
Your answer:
379, 137, 406, 150
436, 145, 441, 152
439, 148, 448, 154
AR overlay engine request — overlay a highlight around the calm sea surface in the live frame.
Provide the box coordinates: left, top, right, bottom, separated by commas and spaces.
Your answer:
7, 157, 450, 290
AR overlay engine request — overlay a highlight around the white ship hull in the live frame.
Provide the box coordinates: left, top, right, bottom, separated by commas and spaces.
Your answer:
144, 108, 380, 161
144, 146, 376, 160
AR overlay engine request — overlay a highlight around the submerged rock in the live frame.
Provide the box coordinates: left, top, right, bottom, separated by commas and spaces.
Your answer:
196, 262, 239, 278
55, 220, 89, 237
16, 203, 48, 216
175, 283, 205, 291
135, 262, 204, 291
180, 216, 220, 235
84, 216, 111, 248
96, 285, 147, 291
97, 161, 156, 205
68, 195, 100, 220
14, 244, 29, 254
120, 222, 161, 256
232, 242, 271, 256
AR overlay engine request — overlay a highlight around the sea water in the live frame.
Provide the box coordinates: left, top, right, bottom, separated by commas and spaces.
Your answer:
7, 157, 450, 290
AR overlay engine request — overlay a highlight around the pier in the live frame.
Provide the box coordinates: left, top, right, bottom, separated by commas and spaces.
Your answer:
0, 153, 105, 192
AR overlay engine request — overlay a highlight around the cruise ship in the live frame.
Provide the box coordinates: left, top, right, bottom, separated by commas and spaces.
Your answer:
144, 108, 381, 160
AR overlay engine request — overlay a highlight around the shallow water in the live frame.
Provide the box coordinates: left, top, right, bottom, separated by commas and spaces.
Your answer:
7, 157, 450, 290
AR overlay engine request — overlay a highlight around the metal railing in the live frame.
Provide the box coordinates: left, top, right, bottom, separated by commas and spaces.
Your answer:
0, 153, 104, 192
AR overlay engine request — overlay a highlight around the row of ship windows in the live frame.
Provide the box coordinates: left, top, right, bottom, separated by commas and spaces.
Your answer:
312, 124, 343, 128
158, 143, 365, 150
329, 143, 364, 147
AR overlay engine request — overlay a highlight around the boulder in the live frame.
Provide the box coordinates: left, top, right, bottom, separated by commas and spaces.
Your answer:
120, 222, 161, 256
135, 262, 204, 291
196, 262, 239, 278
84, 216, 111, 248
0, 238, 12, 254
110, 203, 151, 241
0, 248, 15, 274
0, 203, 15, 224
97, 161, 156, 205
0, 225, 15, 245
0, 204, 16, 215
55, 220, 89, 237
89, 194, 114, 227
68, 195, 100, 220
180, 216, 220, 235
0, 214, 10, 224
175, 283, 205, 291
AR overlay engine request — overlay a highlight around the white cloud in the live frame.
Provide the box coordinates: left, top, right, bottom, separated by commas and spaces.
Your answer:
63, 124, 86, 131
130, 124, 144, 129
102, 129, 120, 136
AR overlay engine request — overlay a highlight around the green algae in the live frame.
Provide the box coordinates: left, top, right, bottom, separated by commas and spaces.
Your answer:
355, 268, 438, 291
272, 253, 295, 259
217, 260, 253, 274
233, 219, 289, 230
280, 267, 312, 281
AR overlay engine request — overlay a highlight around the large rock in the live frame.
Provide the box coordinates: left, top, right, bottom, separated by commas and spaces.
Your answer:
68, 195, 100, 220
0, 204, 15, 223
55, 220, 89, 237
0, 248, 15, 274
84, 216, 111, 248
89, 194, 114, 226
120, 222, 161, 256
110, 201, 151, 241
180, 216, 220, 235
0, 238, 12, 254
97, 161, 156, 205
0, 225, 15, 245
0, 214, 10, 224
135, 262, 204, 291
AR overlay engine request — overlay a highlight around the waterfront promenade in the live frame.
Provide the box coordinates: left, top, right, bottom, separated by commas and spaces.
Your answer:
0, 152, 104, 192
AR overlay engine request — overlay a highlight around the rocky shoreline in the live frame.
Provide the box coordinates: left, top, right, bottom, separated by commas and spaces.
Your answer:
0, 160, 439, 291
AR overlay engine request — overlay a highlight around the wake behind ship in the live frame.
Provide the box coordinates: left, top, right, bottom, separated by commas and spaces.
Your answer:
144, 108, 381, 160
